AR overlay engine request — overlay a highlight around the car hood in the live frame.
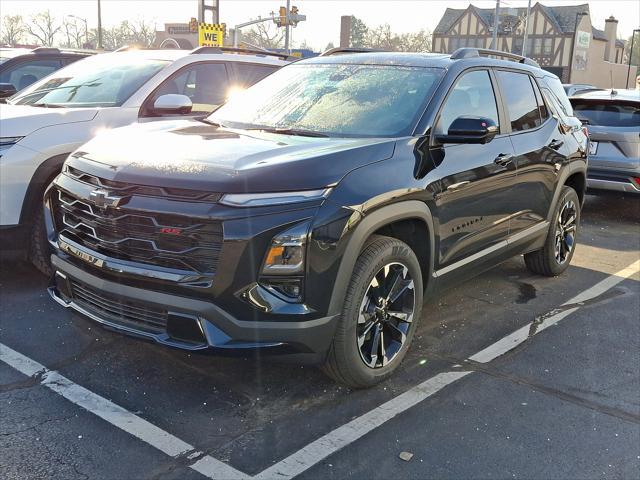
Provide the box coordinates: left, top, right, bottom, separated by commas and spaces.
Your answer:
0, 104, 99, 137
68, 120, 397, 193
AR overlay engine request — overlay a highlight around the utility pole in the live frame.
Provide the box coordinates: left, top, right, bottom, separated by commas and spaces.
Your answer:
491, 0, 500, 50
97, 0, 103, 49
627, 29, 639, 87
522, 0, 532, 55
199, 0, 220, 24
284, 0, 291, 54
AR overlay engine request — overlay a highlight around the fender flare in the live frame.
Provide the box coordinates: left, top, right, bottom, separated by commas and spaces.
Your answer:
547, 161, 587, 223
19, 153, 69, 227
327, 200, 435, 316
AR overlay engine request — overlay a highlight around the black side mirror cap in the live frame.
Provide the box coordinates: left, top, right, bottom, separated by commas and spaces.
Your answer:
435, 116, 499, 145
0, 83, 17, 98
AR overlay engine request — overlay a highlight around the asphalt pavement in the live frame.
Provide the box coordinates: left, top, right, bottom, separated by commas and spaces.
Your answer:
1, 193, 638, 480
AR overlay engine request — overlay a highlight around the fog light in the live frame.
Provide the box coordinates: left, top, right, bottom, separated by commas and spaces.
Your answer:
262, 278, 304, 302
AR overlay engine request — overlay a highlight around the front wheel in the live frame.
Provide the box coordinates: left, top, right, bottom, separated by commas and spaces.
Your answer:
524, 186, 580, 277
322, 235, 423, 388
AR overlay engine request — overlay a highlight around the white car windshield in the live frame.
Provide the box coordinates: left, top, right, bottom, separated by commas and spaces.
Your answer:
10, 54, 170, 108
209, 63, 444, 137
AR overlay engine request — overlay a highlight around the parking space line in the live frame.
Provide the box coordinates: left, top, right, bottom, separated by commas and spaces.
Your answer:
0, 344, 249, 480
254, 371, 470, 480
2, 259, 638, 480
471, 259, 639, 363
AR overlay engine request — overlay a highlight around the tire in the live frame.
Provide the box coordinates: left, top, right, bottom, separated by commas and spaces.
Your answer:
524, 186, 580, 277
322, 235, 424, 388
28, 205, 53, 277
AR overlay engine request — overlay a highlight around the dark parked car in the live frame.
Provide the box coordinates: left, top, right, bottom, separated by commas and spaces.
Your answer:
0, 47, 92, 98
46, 48, 588, 387
570, 89, 640, 194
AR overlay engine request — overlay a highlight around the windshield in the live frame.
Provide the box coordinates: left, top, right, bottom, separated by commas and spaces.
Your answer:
572, 101, 640, 127
10, 54, 170, 107
210, 63, 444, 137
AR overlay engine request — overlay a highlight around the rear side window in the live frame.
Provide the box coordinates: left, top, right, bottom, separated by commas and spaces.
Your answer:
229, 63, 278, 89
544, 76, 574, 117
531, 78, 549, 121
572, 101, 640, 127
436, 69, 499, 135
496, 70, 541, 132
0, 59, 62, 90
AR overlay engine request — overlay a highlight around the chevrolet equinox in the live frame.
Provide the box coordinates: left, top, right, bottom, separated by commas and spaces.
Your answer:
46, 48, 588, 387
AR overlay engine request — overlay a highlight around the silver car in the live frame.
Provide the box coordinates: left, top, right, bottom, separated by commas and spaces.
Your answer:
570, 89, 640, 194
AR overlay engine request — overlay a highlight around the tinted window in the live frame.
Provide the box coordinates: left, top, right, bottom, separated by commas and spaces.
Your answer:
150, 62, 228, 115
572, 101, 640, 127
545, 76, 574, 117
497, 70, 540, 132
210, 64, 444, 137
230, 63, 278, 89
0, 59, 62, 90
436, 70, 499, 135
531, 77, 549, 120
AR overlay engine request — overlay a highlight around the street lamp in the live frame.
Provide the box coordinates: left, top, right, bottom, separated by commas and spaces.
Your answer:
626, 29, 640, 88
66, 15, 88, 47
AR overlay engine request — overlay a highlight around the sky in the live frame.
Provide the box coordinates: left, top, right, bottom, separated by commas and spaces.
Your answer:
1, 0, 639, 51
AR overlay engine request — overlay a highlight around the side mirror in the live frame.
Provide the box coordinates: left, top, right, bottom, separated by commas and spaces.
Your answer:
152, 94, 193, 115
436, 116, 499, 145
0, 83, 17, 98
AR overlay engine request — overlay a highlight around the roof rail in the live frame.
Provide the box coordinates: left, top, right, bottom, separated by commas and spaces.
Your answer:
450, 48, 540, 67
190, 46, 292, 61
319, 47, 386, 57
31, 47, 61, 54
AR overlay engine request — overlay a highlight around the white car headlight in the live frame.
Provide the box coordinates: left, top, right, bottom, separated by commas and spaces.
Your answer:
220, 188, 331, 207
0, 137, 23, 155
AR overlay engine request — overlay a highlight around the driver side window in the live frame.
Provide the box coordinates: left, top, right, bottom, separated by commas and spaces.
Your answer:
436, 70, 499, 135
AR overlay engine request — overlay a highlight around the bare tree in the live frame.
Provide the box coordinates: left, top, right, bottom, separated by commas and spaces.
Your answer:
1, 15, 26, 46
241, 22, 284, 49
26, 10, 61, 46
62, 17, 86, 48
349, 16, 431, 52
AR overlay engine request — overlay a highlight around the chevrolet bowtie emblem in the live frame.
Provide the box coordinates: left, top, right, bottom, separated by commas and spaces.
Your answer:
89, 189, 124, 208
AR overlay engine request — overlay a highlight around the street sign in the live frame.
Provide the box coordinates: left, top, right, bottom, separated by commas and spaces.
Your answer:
198, 22, 225, 46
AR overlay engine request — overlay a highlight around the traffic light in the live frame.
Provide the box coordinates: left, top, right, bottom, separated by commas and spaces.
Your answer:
189, 17, 198, 33
290, 6, 299, 26
279, 6, 287, 27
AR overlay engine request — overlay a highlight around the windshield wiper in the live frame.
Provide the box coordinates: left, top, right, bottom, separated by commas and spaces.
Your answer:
30, 103, 65, 108
200, 118, 226, 128
249, 127, 329, 138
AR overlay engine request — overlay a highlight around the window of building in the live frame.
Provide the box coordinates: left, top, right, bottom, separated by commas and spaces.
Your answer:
543, 38, 553, 56
436, 69, 500, 135
533, 38, 542, 56
512, 38, 524, 55
496, 70, 541, 132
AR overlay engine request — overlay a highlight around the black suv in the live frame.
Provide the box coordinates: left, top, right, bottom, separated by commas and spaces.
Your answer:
46, 48, 588, 387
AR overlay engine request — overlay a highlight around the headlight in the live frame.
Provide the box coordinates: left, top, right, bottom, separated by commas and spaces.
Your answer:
220, 188, 331, 207
261, 221, 309, 275
0, 137, 23, 154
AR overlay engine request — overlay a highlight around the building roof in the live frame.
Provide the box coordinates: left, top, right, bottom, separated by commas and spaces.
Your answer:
434, 3, 595, 36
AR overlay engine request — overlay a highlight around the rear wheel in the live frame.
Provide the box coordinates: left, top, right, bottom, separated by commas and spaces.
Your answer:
524, 186, 580, 276
322, 235, 423, 388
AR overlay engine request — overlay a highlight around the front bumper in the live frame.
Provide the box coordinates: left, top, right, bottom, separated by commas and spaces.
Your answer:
49, 254, 338, 354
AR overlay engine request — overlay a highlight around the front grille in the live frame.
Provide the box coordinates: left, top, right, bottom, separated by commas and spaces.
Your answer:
65, 165, 222, 202
52, 188, 222, 274
70, 280, 168, 334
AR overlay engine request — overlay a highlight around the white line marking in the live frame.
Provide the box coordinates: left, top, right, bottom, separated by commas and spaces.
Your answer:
470, 259, 639, 364
2, 260, 637, 480
0, 344, 249, 480
254, 371, 470, 480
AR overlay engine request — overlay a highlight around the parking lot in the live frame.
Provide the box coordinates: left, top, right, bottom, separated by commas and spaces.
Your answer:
1, 193, 638, 480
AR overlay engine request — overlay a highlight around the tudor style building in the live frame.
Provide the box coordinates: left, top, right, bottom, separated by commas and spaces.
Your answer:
432, 3, 636, 88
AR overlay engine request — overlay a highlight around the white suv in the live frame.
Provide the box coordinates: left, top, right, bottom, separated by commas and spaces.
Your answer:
0, 47, 288, 274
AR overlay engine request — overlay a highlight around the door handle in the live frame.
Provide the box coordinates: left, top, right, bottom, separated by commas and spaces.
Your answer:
494, 154, 513, 166
549, 139, 564, 150
446, 181, 470, 192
